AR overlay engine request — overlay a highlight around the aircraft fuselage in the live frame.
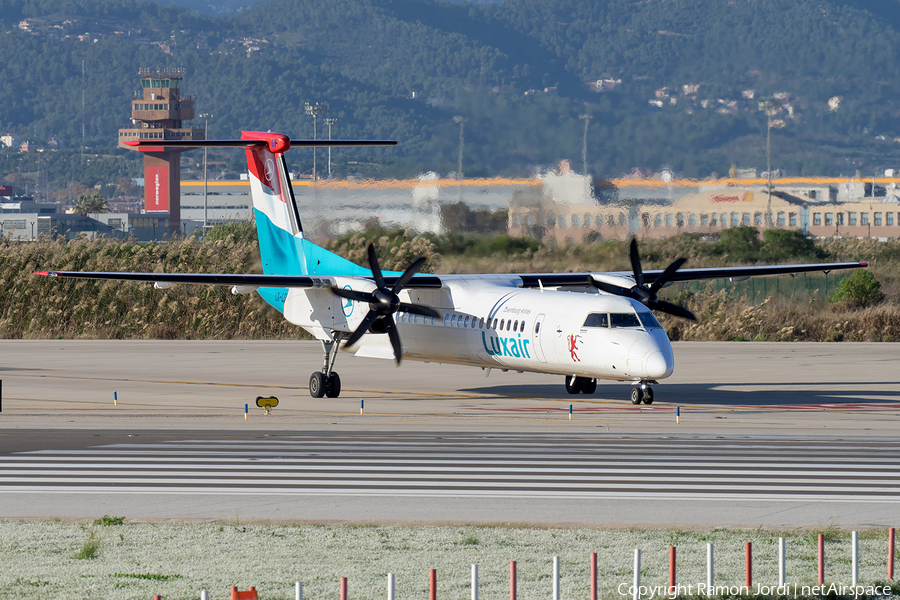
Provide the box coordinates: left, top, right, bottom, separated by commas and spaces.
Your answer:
284, 281, 674, 383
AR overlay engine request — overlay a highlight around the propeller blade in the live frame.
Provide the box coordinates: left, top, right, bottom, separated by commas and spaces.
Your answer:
593, 279, 634, 297
366, 243, 386, 289
384, 315, 403, 364
343, 310, 379, 348
651, 300, 697, 321
647, 257, 687, 295
329, 286, 375, 303
629, 237, 644, 288
399, 303, 441, 319
392, 256, 427, 293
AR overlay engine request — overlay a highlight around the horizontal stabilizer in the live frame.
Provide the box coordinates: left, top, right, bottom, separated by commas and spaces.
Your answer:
124, 139, 397, 151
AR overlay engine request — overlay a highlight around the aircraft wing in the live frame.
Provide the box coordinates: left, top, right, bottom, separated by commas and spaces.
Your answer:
515, 261, 866, 288
32, 270, 442, 288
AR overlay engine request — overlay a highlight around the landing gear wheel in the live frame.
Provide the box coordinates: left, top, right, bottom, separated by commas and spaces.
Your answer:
643, 387, 654, 405
325, 372, 341, 398
581, 378, 597, 394
630, 387, 642, 405
309, 371, 326, 398
565, 376, 585, 394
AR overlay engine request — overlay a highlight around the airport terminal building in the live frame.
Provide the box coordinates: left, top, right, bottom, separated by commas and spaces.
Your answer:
508, 174, 900, 242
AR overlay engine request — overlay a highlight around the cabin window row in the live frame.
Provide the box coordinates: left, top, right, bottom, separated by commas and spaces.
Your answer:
397, 311, 530, 333
812, 212, 896, 227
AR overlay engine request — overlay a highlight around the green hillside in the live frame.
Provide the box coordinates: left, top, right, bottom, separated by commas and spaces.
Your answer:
2, 0, 900, 190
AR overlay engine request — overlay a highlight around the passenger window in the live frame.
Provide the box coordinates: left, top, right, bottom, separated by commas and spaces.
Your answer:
492, 318, 498, 329
444, 314, 450, 326
513, 320, 519, 331
451, 315, 457, 326
464, 315, 470, 327
610, 313, 642, 328
479, 317, 484, 329
506, 320, 512, 331
583, 313, 609, 328
520, 321, 526, 332
500, 319, 505, 330
535, 322, 541, 334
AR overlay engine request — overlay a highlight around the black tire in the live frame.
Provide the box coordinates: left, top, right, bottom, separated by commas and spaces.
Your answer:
565, 376, 584, 394
325, 372, 341, 398
309, 371, 326, 398
643, 387, 654, 405
581, 378, 597, 394
630, 387, 642, 405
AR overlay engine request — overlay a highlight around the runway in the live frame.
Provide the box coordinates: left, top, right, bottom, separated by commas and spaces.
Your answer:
0, 431, 897, 526
0, 340, 898, 526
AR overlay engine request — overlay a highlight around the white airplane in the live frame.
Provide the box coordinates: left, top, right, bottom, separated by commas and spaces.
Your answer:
35, 132, 867, 404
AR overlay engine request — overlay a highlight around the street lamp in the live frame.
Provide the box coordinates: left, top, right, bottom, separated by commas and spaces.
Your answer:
199, 112, 214, 230
453, 115, 468, 202
759, 98, 782, 228
325, 118, 337, 179
304, 102, 329, 181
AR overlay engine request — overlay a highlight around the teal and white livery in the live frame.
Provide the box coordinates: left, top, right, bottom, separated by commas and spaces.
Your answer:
35, 131, 868, 403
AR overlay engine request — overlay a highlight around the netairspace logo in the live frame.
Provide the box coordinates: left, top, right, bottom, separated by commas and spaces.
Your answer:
616, 583, 895, 599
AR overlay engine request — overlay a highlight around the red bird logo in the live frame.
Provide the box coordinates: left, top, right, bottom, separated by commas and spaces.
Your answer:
568, 334, 580, 362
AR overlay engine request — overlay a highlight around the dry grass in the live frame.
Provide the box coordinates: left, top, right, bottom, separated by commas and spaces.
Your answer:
5, 229, 899, 342
0, 233, 308, 340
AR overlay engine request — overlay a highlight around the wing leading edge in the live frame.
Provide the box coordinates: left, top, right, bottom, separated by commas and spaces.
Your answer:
32, 270, 442, 288
517, 261, 867, 288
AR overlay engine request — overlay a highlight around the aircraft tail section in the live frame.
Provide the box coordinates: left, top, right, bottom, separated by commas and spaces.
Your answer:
126, 131, 396, 280
241, 131, 370, 278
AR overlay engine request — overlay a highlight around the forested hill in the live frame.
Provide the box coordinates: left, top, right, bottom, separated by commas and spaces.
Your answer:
3, 0, 900, 186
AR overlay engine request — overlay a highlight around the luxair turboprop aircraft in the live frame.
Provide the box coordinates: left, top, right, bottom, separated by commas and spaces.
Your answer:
35, 132, 867, 404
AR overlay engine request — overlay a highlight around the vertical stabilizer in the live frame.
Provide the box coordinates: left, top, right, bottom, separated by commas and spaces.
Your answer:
242, 131, 306, 275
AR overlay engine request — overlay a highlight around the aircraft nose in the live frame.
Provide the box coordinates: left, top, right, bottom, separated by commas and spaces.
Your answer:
645, 351, 673, 379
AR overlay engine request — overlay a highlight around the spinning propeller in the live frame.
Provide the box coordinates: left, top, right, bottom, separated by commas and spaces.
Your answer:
329, 244, 441, 364
593, 238, 697, 321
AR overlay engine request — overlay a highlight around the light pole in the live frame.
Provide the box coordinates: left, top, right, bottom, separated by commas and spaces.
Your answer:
304, 102, 329, 180
759, 98, 782, 228
453, 115, 468, 202
325, 118, 337, 179
199, 112, 214, 230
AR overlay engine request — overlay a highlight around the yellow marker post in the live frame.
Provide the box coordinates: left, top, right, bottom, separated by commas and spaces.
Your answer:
569, 404, 573, 421
361, 399, 364, 416
244, 403, 248, 421
676, 406, 681, 424
114, 391, 118, 407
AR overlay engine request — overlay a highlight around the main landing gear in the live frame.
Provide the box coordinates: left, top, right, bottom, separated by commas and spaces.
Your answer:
630, 382, 654, 405
565, 376, 597, 395
310, 335, 343, 398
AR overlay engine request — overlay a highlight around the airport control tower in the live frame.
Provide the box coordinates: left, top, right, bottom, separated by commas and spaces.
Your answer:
118, 68, 204, 234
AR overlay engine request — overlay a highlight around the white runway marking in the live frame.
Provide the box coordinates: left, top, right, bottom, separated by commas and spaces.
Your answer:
1, 435, 899, 503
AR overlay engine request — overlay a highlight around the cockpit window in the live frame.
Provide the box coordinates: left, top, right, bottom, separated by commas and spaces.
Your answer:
610, 312, 642, 328
583, 313, 609, 328
637, 311, 662, 329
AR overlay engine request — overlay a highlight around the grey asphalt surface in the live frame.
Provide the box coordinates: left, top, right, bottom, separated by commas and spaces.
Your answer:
0, 340, 898, 527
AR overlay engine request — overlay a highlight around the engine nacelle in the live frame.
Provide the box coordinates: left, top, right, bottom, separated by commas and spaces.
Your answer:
590, 273, 636, 293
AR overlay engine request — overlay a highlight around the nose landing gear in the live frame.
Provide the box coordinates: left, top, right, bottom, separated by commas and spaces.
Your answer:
630, 382, 654, 405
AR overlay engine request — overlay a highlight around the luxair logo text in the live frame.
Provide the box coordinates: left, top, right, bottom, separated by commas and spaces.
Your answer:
481, 332, 531, 359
